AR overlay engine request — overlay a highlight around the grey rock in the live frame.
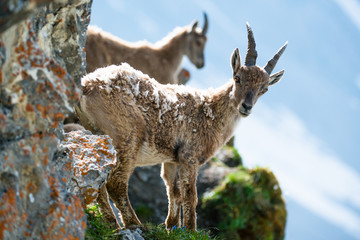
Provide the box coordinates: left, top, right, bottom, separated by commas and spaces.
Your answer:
0, 0, 92, 239
115, 228, 144, 240
54, 130, 117, 205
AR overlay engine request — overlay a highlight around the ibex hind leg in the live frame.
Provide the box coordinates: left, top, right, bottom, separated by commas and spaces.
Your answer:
179, 160, 198, 231
161, 162, 182, 229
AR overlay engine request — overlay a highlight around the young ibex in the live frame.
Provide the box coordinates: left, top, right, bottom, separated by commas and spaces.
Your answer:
85, 13, 208, 85
77, 23, 287, 230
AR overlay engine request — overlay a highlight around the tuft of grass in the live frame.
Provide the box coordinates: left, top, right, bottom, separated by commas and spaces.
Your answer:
142, 223, 219, 240
84, 204, 118, 240
84, 205, 219, 239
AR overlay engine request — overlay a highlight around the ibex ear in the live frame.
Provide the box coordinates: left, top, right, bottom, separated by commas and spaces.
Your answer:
269, 70, 285, 85
231, 48, 241, 75
191, 21, 198, 32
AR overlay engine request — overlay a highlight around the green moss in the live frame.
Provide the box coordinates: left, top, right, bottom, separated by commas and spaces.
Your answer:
201, 167, 286, 240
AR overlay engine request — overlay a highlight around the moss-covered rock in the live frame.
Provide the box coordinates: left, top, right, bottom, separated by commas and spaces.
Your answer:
201, 167, 286, 240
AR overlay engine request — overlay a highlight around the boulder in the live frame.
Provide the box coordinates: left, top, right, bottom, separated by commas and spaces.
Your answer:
200, 167, 287, 240
54, 130, 117, 206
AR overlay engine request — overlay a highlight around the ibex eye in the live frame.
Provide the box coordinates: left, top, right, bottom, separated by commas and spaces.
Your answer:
234, 76, 241, 83
260, 87, 268, 94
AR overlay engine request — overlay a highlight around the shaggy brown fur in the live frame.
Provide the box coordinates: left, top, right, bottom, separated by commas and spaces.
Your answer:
77, 24, 287, 230
85, 14, 208, 85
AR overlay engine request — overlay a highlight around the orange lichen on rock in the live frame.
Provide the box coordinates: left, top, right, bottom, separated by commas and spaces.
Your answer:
0, 188, 17, 239
83, 188, 98, 204
26, 103, 34, 112
56, 130, 117, 205
26, 182, 37, 194
35, 104, 48, 118
48, 59, 67, 79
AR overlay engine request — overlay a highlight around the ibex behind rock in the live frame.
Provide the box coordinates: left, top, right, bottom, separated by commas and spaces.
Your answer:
77, 23, 287, 230
85, 13, 208, 85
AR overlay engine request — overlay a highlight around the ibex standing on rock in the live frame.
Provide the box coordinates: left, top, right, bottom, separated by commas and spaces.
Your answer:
85, 13, 208, 85
77, 23, 287, 230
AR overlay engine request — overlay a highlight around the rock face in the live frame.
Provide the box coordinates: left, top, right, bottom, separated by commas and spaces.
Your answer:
0, 0, 92, 239
54, 130, 117, 206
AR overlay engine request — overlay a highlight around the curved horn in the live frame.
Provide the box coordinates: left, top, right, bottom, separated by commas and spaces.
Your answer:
202, 12, 208, 35
191, 21, 198, 32
264, 41, 288, 75
244, 22, 258, 66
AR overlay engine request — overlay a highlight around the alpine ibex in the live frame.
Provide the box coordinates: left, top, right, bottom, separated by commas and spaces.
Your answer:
77, 23, 287, 230
85, 13, 208, 85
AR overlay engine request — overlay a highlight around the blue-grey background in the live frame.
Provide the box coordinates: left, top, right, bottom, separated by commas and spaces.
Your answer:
89, 0, 360, 239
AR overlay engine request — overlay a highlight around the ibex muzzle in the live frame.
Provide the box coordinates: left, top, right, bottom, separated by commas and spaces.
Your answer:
240, 90, 254, 116
187, 12, 208, 69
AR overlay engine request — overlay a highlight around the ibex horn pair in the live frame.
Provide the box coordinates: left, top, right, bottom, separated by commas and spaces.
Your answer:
191, 12, 208, 35
245, 22, 287, 75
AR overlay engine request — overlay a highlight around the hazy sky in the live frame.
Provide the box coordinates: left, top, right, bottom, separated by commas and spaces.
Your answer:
90, 0, 360, 239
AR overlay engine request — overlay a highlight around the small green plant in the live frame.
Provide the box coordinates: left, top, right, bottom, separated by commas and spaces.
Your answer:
85, 204, 118, 240
143, 223, 218, 240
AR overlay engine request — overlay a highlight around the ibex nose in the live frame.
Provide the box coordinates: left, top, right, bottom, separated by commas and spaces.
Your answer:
196, 59, 204, 68
242, 102, 252, 111
242, 90, 254, 111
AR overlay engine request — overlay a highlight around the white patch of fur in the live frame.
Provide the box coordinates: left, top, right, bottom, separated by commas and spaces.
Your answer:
152, 87, 160, 108
137, 142, 174, 166
143, 90, 149, 97
133, 82, 140, 96
203, 102, 215, 120
81, 64, 120, 86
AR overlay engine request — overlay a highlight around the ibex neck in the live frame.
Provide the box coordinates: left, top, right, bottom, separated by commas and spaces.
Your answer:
208, 81, 240, 146
158, 30, 187, 71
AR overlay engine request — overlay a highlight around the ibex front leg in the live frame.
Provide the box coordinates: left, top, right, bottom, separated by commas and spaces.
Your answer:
179, 159, 198, 230
106, 154, 141, 228
97, 183, 121, 228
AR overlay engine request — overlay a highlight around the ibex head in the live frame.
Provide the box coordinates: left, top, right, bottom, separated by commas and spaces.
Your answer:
185, 12, 208, 69
231, 23, 287, 117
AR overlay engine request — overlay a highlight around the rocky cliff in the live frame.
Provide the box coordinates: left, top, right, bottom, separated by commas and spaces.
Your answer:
0, 0, 92, 238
